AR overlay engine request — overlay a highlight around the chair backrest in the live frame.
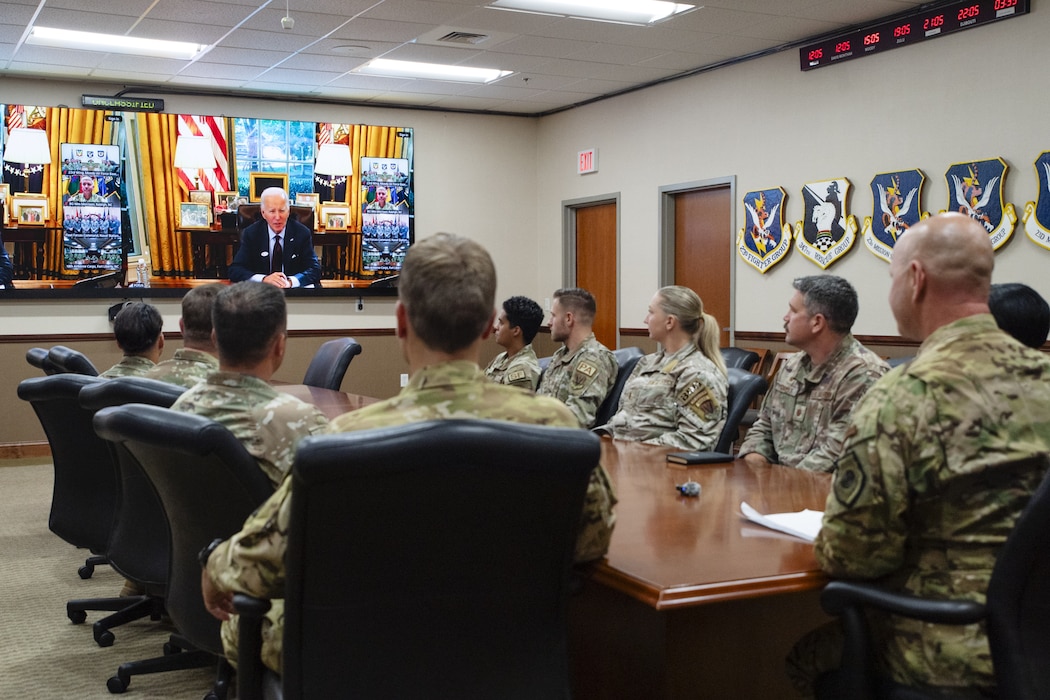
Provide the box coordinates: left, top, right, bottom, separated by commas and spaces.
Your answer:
47, 344, 100, 376
79, 377, 187, 590
301, 337, 363, 390
279, 419, 599, 699
17, 374, 113, 552
236, 203, 315, 232
93, 404, 274, 656
719, 347, 760, 372
886, 355, 913, 368
26, 346, 61, 375
593, 346, 645, 427
714, 368, 768, 453
985, 454, 1050, 700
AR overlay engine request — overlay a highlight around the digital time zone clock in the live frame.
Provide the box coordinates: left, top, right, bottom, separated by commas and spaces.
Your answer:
800, 0, 1028, 71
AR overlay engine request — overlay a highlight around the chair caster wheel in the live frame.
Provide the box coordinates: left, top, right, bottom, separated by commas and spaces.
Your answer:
78, 564, 94, 579
107, 674, 128, 694
68, 609, 87, 624
163, 641, 182, 655
95, 629, 115, 647
204, 692, 220, 700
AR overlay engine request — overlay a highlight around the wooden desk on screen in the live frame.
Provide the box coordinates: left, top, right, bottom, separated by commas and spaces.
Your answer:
275, 383, 378, 421
2, 224, 51, 278
570, 439, 832, 699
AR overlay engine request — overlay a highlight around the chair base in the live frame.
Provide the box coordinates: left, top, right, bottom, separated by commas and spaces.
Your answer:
79, 553, 109, 579
106, 633, 232, 698
67, 594, 165, 646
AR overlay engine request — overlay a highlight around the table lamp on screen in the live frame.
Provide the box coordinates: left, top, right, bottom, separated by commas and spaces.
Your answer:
2, 127, 52, 193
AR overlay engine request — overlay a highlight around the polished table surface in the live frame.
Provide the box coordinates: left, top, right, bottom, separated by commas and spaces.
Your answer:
275, 383, 378, 421
592, 438, 831, 609
571, 439, 833, 699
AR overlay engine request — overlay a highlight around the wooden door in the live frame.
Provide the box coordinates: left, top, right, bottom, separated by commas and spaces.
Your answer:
673, 186, 732, 346
575, 202, 617, 349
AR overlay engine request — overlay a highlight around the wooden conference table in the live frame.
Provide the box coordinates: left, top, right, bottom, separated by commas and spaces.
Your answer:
570, 439, 833, 699
276, 383, 377, 419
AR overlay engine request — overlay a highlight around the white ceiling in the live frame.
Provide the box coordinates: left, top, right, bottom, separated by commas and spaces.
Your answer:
0, 0, 931, 116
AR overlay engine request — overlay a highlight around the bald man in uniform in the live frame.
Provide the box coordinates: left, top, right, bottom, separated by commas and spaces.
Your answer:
788, 212, 1050, 696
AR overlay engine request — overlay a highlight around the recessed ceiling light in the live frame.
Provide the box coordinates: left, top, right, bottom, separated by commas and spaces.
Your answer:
26, 26, 205, 60
488, 0, 696, 25
351, 59, 512, 83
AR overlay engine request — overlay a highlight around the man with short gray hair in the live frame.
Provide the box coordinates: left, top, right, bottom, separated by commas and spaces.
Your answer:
739, 274, 887, 472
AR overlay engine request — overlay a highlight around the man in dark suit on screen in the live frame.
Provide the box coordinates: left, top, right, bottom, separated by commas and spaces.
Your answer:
229, 186, 320, 288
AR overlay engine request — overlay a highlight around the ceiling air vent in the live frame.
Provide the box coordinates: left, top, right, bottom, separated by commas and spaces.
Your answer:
437, 31, 490, 45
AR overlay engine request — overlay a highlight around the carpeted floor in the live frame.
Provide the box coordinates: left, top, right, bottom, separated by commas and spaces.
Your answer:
0, 461, 218, 698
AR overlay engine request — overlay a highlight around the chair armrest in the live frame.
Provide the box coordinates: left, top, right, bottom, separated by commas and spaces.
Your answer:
821, 580, 986, 625
233, 593, 272, 700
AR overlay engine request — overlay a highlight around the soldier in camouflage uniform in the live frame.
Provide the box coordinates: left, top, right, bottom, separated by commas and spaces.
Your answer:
201, 234, 616, 675
537, 287, 618, 428
99, 301, 164, 378
598, 286, 728, 450
146, 284, 222, 388
739, 275, 887, 472
788, 213, 1050, 696
173, 282, 328, 487
485, 295, 544, 390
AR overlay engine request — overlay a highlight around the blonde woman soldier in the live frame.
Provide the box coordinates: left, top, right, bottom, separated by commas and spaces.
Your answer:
596, 286, 728, 449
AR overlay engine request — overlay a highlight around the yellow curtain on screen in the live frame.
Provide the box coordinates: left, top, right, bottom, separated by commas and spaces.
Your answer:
137, 113, 191, 277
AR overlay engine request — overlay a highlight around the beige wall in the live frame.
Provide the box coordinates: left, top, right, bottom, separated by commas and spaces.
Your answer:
536, 9, 1050, 336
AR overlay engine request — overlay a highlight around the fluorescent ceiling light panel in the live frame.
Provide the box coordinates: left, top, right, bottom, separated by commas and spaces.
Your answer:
352, 59, 511, 83
26, 26, 205, 60
488, 0, 695, 25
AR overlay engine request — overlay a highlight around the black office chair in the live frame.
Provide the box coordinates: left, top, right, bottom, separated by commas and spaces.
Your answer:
815, 454, 1050, 700
719, 346, 761, 372
94, 403, 274, 698
17, 374, 113, 580
75, 377, 186, 647
593, 346, 644, 427
47, 344, 100, 376
712, 367, 768, 454
301, 337, 362, 390
236, 203, 315, 231
26, 346, 60, 374
235, 419, 600, 700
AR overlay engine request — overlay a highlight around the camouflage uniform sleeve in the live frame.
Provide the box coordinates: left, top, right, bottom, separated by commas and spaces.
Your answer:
574, 461, 617, 563
646, 363, 727, 451
564, 350, 618, 429
793, 363, 886, 473
207, 476, 292, 599
256, 399, 330, 483
738, 384, 779, 462
814, 380, 912, 578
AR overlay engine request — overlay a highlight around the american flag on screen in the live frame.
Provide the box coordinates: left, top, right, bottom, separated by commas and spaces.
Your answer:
177, 114, 230, 193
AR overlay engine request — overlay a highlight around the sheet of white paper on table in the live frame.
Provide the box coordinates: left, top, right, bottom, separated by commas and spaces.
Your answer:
740, 501, 823, 542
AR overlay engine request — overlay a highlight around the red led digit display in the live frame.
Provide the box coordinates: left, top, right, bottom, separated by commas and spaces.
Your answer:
800, 0, 1027, 71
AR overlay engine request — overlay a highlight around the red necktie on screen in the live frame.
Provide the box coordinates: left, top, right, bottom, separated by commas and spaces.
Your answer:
271, 234, 283, 274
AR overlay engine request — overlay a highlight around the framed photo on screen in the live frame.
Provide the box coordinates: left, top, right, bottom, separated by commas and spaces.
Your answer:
249, 172, 289, 201
179, 202, 211, 229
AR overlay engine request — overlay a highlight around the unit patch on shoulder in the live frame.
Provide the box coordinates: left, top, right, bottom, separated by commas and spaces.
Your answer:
570, 361, 599, 391
506, 369, 527, 384
833, 451, 867, 508
677, 380, 717, 419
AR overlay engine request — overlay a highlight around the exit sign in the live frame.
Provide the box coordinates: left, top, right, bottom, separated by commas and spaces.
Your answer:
578, 148, 598, 175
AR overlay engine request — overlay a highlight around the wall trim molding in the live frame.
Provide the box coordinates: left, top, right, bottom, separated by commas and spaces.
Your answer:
0, 328, 397, 344
0, 442, 50, 460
